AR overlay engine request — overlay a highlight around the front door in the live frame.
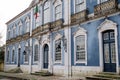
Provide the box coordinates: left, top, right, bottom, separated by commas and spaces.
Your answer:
18, 48, 21, 67
103, 30, 116, 72
43, 44, 49, 69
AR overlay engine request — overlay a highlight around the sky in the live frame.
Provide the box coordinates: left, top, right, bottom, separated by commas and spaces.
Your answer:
0, 0, 32, 46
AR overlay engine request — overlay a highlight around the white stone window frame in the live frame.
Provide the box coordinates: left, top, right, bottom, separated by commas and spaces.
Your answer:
98, 19, 119, 73
53, 0, 62, 21
11, 47, 15, 63
6, 48, 10, 63
54, 33, 62, 64
33, 40, 39, 64
25, 16, 30, 33
18, 20, 22, 35
43, 0, 50, 24
74, 0, 86, 13
97, 0, 108, 4
73, 27, 87, 65
24, 42, 29, 64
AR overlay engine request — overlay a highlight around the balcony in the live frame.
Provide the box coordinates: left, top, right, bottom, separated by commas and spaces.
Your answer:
71, 9, 88, 25
94, 0, 118, 17
23, 32, 30, 40
40, 23, 51, 34
51, 19, 64, 31
16, 35, 22, 41
32, 28, 38, 36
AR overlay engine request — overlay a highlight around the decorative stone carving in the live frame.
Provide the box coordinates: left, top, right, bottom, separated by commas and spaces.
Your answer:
94, 0, 118, 17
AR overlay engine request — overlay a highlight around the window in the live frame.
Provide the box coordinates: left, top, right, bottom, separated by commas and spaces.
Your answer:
76, 35, 85, 61
75, 0, 85, 13
34, 45, 38, 62
55, 4, 62, 20
26, 22, 30, 32
74, 27, 87, 64
6, 51, 9, 62
24, 52, 28, 63
44, 1, 50, 24
18, 21, 22, 35
55, 39, 61, 61
13, 25, 16, 37
34, 5, 40, 28
12, 50, 15, 62
8, 29, 10, 39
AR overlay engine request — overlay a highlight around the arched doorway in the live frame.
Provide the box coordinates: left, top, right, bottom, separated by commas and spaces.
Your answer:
18, 48, 21, 67
43, 44, 49, 69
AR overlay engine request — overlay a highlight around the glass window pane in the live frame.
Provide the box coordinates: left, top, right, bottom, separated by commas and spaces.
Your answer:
55, 5, 62, 20
103, 32, 109, 40
34, 45, 38, 62
55, 39, 61, 61
12, 50, 15, 62
110, 32, 115, 40
111, 43, 116, 63
104, 44, 110, 63
76, 35, 85, 61
7, 51, 9, 62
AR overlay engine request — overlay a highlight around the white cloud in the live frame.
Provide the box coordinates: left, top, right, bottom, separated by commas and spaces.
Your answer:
0, 0, 32, 45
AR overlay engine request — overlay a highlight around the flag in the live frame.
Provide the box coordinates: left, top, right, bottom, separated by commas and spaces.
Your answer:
34, 4, 39, 19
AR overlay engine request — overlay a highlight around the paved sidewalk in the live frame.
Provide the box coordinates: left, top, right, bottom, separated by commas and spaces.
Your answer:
0, 72, 85, 80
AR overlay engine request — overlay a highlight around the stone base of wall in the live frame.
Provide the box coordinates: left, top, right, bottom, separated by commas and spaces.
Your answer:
31, 65, 39, 73
71, 66, 101, 76
4, 65, 17, 71
53, 65, 64, 76
20, 65, 29, 73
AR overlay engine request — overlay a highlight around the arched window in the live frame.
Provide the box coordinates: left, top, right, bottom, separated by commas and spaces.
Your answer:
6, 50, 9, 62
7, 29, 10, 40
54, 0, 62, 20
13, 24, 16, 37
18, 21, 22, 35
34, 5, 40, 28
74, 27, 87, 65
25, 17, 30, 33
34, 44, 38, 62
24, 42, 29, 63
12, 49, 15, 62
44, 1, 50, 24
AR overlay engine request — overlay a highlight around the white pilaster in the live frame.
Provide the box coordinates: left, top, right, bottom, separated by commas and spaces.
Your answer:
64, 0, 71, 76
48, 34, 53, 73
64, 27, 72, 76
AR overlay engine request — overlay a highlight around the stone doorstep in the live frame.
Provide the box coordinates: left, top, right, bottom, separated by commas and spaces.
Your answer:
86, 76, 112, 80
86, 72, 120, 80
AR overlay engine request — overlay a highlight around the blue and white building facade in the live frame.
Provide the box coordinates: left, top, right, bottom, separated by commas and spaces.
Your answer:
5, 0, 120, 76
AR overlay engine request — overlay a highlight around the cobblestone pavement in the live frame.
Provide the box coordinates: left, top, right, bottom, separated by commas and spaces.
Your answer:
0, 72, 85, 80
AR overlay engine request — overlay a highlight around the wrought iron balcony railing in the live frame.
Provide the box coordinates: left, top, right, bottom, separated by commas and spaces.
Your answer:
94, 0, 118, 17
51, 19, 63, 31
71, 9, 88, 25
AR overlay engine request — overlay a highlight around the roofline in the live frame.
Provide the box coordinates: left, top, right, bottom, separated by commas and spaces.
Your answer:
6, 1, 41, 25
